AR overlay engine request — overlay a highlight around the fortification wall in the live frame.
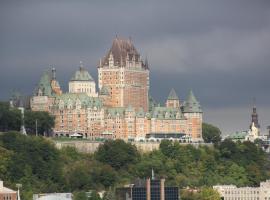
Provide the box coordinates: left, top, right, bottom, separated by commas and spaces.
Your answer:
54, 140, 212, 154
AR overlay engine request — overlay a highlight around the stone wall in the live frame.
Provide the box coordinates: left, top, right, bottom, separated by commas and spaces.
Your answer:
54, 140, 212, 154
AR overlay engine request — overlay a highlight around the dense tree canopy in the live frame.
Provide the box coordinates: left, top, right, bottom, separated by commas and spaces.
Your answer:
24, 110, 55, 136
0, 102, 54, 136
202, 123, 222, 144
0, 102, 21, 132
0, 132, 269, 200
95, 139, 140, 169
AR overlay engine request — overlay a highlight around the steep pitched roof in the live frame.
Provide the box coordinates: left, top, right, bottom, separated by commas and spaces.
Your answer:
70, 63, 94, 82
167, 88, 179, 100
35, 70, 53, 96
182, 90, 202, 113
100, 37, 148, 69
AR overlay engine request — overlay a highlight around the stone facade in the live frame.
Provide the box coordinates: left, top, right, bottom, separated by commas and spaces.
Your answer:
30, 37, 203, 141
213, 180, 270, 200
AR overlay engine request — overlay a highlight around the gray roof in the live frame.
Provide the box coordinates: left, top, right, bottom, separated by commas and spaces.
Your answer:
35, 70, 53, 96
167, 88, 179, 100
182, 90, 202, 113
70, 63, 94, 82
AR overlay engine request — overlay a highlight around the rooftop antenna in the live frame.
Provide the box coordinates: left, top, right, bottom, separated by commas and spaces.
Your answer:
253, 97, 256, 107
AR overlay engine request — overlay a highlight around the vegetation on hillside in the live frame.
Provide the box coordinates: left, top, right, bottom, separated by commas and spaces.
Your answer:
0, 102, 54, 135
202, 122, 222, 144
0, 132, 269, 200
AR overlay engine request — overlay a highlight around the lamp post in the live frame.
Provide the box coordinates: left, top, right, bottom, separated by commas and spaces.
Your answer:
16, 183, 22, 200
130, 184, 134, 200
35, 119, 38, 136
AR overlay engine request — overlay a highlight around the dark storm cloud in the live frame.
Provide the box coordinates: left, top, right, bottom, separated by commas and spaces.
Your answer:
0, 0, 270, 133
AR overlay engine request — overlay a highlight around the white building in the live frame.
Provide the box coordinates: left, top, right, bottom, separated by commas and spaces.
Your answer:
33, 193, 73, 200
69, 62, 97, 97
213, 180, 270, 200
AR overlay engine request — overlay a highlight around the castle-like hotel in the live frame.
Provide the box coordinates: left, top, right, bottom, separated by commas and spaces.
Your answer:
30, 37, 203, 141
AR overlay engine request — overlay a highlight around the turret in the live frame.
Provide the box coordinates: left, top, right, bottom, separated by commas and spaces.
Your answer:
165, 88, 180, 109
182, 90, 203, 141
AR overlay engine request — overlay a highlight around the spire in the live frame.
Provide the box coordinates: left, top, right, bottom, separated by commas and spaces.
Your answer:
79, 61, 84, 71
51, 65, 56, 80
186, 89, 199, 103
167, 88, 179, 100
251, 98, 260, 128
144, 56, 149, 69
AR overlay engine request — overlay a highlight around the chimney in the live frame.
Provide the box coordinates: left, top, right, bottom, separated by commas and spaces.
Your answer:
160, 178, 165, 200
146, 178, 151, 200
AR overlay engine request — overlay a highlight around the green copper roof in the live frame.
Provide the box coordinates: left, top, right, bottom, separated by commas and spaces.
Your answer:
70, 64, 94, 81
167, 88, 179, 100
100, 86, 110, 96
53, 93, 102, 109
35, 70, 53, 96
228, 131, 248, 139
151, 106, 185, 120
182, 90, 202, 113
106, 107, 126, 117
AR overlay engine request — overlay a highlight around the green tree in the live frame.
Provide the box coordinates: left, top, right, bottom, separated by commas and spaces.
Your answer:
0, 102, 21, 132
24, 110, 55, 136
95, 139, 140, 170
198, 187, 220, 200
202, 123, 222, 144
73, 191, 87, 200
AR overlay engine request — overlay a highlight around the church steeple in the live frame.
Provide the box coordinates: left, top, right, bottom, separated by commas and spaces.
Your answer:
251, 98, 260, 129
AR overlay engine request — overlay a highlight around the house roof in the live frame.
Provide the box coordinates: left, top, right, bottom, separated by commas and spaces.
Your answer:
100, 37, 148, 69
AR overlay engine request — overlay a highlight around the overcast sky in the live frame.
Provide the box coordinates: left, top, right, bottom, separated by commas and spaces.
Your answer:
1, 0, 269, 134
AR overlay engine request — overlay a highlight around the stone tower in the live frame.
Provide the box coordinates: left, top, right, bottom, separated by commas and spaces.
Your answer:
98, 37, 149, 111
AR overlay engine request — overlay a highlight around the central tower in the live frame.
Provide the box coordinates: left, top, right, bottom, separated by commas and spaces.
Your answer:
98, 37, 149, 111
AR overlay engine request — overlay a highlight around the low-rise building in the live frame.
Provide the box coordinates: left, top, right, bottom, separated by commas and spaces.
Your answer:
213, 180, 270, 200
33, 193, 73, 200
0, 181, 17, 200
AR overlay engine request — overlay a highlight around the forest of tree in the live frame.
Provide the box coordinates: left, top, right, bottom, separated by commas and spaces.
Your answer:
0, 102, 54, 135
0, 132, 269, 200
